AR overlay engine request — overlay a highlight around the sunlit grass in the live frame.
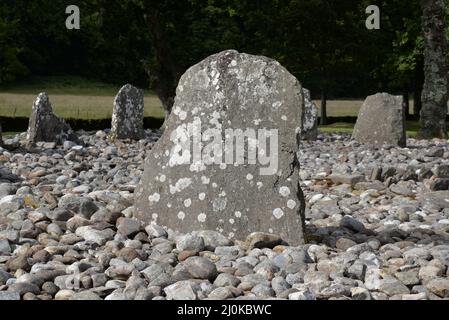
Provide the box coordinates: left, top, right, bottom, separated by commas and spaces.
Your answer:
0, 76, 165, 120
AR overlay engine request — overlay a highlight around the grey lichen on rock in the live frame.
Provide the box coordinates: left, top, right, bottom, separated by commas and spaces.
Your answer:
27, 92, 76, 145
134, 49, 306, 246
111, 84, 144, 140
352, 93, 406, 147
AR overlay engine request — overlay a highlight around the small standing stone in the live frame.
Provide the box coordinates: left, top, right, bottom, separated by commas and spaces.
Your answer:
352, 93, 406, 147
301, 88, 318, 141
111, 84, 144, 140
27, 92, 76, 144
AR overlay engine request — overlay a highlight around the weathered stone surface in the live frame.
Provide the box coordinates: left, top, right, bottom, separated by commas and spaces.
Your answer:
0, 291, 20, 301
329, 174, 364, 187
111, 84, 144, 140
135, 50, 305, 245
352, 93, 406, 147
301, 88, 318, 141
420, 191, 449, 210
27, 92, 76, 144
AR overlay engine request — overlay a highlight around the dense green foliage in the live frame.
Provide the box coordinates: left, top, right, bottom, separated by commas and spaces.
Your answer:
0, 0, 447, 102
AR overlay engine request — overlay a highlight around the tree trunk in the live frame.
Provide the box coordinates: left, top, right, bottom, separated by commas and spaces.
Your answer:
144, 12, 178, 121
418, 0, 449, 139
403, 92, 410, 120
413, 89, 422, 119
413, 58, 424, 118
320, 90, 327, 126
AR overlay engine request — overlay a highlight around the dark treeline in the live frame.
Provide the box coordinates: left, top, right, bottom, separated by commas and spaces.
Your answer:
0, 0, 445, 108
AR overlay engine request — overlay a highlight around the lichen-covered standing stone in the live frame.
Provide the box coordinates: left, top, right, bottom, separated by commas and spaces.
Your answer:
301, 88, 318, 141
27, 93, 76, 144
111, 84, 144, 140
135, 50, 305, 245
352, 93, 406, 147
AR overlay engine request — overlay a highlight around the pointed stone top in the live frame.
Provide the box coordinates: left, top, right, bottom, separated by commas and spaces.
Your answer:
33, 92, 52, 113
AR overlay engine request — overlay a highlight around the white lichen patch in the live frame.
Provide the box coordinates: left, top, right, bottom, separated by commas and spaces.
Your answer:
183, 198, 192, 208
179, 110, 187, 121
177, 211, 186, 220
199, 193, 206, 201
201, 176, 210, 185
212, 198, 227, 212
159, 174, 166, 183
279, 186, 291, 197
246, 174, 254, 181
169, 178, 192, 194
229, 218, 235, 224
190, 162, 206, 173
272, 101, 282, 109
198, 213, 207, 223
148, 193, 161, 203
235, 211, 242, 218
273, 208, 284, 219
287, 200, 297, 209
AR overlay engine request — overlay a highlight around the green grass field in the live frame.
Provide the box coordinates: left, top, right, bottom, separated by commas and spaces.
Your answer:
0, 76, 447, 138
318, 122, 424, 138
0, 76, 165, 119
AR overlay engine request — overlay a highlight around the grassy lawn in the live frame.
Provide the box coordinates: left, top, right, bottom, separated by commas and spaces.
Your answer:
1, 76, 447, 139
319, 121, 449, 138
313, 99, 429, 117
0, 76, 164, 119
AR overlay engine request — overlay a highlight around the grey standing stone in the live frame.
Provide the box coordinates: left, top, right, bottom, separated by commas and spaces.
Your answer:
111, 84, 144, 140
135, 50, 306, 246
301, 88, 318, 141
352, 93, 406, 147
27, 92, 76, 144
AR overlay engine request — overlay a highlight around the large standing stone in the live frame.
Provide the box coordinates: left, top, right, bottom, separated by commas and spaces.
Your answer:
301, 88, 318, 141
27, 93, 76, 144
111, 84, 144, 140
352, 93, 406, 147
135, 50, 305, 245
